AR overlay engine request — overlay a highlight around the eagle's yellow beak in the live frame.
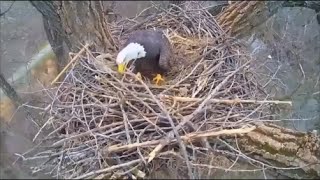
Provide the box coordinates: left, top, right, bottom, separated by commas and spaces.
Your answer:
117, 63, 127, 74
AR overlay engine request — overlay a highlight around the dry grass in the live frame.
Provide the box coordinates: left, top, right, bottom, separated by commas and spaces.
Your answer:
17, 3, 293, 179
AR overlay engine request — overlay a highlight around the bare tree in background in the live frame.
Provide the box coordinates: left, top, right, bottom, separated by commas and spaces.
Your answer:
0, 73, 22, 106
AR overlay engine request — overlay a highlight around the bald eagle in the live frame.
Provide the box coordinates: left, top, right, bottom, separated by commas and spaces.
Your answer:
116, 29, 173, 85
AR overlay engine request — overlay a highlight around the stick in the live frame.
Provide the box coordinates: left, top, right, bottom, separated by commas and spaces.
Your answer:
159, 95, 293, 106
120, 104, 132, 144
123, 14, 158, 34
33, 116, 54, 142
182, 125, 256, 140
176, 60, 252, 130
104, 126, 256, 153
74, 159, 141, 179
134, 73, 194, 179
148, 60, 252, 163
51, 43, 90, 85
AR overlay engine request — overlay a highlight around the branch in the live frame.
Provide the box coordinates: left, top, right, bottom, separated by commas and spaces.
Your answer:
0, 73, 22, 106
51, 43, 90, 85
74, 159, 142, 179
147, 60, 252, 164
0, 1, 15, 17
159, 95, 293, 106
105, 126, 256, 153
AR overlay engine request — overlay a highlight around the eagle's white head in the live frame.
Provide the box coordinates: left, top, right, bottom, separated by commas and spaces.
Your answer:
116, 43, 146, 74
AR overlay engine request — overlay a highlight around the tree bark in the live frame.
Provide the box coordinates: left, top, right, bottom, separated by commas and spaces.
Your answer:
30, 1, 116, 72
239, 123, 320, 179
29, 1, 67, 71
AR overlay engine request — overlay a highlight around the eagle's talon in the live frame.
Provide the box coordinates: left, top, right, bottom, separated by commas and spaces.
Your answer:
135, 72, 142, 81
153, 74, 165, 86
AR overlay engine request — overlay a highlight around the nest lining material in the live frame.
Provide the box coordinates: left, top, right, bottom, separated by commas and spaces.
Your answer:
24, 4, 281, 179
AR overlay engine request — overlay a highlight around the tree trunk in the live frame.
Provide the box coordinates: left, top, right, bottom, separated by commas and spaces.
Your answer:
29, 1, 320, 178
30, 1, 116, 72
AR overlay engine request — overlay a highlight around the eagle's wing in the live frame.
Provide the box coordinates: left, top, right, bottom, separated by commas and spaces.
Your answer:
158, 33, 173, 71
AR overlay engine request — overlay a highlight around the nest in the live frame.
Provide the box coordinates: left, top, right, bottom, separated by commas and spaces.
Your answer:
24, 4, 275, 179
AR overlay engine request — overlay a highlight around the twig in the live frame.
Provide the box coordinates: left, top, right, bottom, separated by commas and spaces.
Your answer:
120, 103, 132, 144
134, 74, 194, 179
0, 1, 15, 16
159, 95, 292, 106
33, 116, 54, 142
74, 159, 141, 179
105, 126, 256, 153
149, 60, 252, 164
51, 43, 90, 85
123, 14, 158, 34
182, 125, 256, 140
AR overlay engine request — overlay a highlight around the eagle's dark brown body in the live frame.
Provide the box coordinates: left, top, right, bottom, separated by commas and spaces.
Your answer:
123, 30, 173, 79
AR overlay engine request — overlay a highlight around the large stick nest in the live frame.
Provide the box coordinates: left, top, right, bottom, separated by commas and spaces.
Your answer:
25, 3, 275, 179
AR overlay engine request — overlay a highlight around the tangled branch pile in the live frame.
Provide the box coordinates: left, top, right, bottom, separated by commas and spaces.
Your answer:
23, 4, 293, 179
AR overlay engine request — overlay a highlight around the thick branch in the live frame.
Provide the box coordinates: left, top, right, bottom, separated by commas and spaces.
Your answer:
239, 123, 320, 179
